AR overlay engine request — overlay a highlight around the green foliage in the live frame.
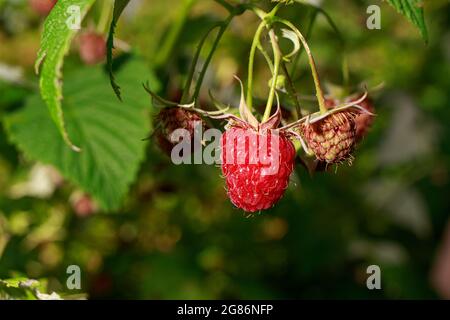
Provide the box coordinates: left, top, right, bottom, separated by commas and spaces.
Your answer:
0, 277, 60, 300
107, 0, 131, 101
385, 0, 428, 42
4, 59, 158, 211
0, 0, 448, 301
35, 0, 96, 151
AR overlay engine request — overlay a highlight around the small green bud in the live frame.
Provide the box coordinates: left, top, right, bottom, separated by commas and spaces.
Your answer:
268, 75, 286, 91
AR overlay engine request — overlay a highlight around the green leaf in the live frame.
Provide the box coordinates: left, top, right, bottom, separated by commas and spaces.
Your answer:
5, 59, 159, 211
0, 278, 69, 300
385, 0, 428, 42
35, 0, 96, 152
107, 0, 131, 101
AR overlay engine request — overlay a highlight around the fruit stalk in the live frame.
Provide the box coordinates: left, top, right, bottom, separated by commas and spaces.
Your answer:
275, 18, 327, 114
246, 21, 266, 111
193, 14, 233, 106
246, 4, 281, 112
281, 61, 302, 119
263, 29, 282, 123
183, 2, 246, 105
97, 0, 113, 34
181, 23, 221, 104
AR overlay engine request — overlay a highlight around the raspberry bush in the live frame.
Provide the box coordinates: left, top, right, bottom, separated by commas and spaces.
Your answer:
1, 0, 447, 302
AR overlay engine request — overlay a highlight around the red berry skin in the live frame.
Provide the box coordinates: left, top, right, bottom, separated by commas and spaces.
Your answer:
221, 127, 296, 213
79, 32, 106, 65
29, 0, 57, 16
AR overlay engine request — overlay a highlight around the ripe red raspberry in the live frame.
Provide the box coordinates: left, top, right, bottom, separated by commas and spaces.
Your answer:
301, 110, 357, 164
221, 127, 296, 213
78, 32, 106, 65
155, 107, 204, 156
29, 0, 57, 16
352, 95, 375, 142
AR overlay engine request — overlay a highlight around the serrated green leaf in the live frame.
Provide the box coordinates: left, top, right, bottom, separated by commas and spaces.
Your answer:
107, 0, 131, 101
385, 0, 428, 42
5, 59, 159, 211
35, 0, 96, 152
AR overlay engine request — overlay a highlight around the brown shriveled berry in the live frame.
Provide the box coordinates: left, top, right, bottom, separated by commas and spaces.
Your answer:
325, 95, 375, 143
301, 110, 357, 164
154, 107, 204, 156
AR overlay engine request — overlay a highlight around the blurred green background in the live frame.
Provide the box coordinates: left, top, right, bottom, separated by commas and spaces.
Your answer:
0, 0, 449, 299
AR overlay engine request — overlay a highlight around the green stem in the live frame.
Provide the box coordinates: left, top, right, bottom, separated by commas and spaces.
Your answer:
193, 15, 233, 106
181, 23, 221, 104
97, 0, 113, 34
262, 29, 282, 122
292, 3, 349, 94
214, 0, 234, 12
313, 6, 350, 94
275, 18, 327, 114
281, 61, 302, 119
257, 42, 274, 73
183, 1, 247, 105
155, 0, 196, 67
246, 21, 266, 111
246, 4, 281, 112
290, 9, 317, 79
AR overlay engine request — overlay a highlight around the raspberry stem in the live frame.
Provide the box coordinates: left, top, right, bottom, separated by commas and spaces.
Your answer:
246, 21, 267, 112
257, 42, 274, 73
193, 15, 233, 106
181, 1, 246, 105
191, 4, 247, 106
262, 29, 282, 123
290, 9, 318, 79
275, 18, 327, 114
181, 23, 222, 104
96, 0, 113, 34
246, 4, 281, 113
281, 61, 302, 119
290, 3, 351, 98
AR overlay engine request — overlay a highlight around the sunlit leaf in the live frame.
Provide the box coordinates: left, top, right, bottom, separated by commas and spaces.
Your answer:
5, 59, 158, 211
35, 0, 96, 151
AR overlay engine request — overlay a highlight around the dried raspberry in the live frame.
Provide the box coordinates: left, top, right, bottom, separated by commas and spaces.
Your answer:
155, 107, 204, 156
301, 110, 357, 164
325, 95, 375, 142
221, 127, 296, 213
79, 32, 106, 65
29, 0, 57, 16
